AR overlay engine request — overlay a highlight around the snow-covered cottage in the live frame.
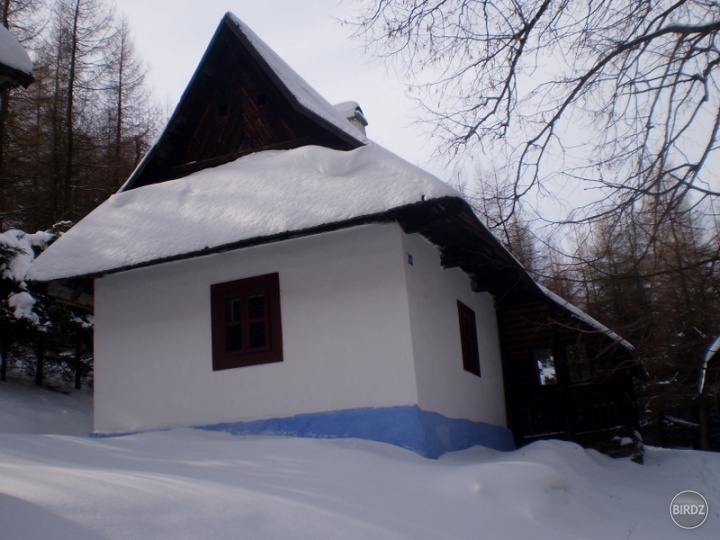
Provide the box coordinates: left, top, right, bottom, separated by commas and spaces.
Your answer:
29, 13, 642, 458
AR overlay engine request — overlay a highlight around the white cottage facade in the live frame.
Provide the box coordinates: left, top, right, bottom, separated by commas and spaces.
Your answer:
93, 223, 507, 443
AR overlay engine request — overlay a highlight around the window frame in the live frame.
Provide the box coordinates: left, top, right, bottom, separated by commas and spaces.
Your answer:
210, 272, 283, 371
457, 300, 481, 377
534, 347, 558, 386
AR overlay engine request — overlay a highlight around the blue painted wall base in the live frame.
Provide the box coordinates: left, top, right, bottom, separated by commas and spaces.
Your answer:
199, 406, 515, 458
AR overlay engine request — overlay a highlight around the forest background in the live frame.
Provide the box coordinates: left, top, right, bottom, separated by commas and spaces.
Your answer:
1, 0, 719, 451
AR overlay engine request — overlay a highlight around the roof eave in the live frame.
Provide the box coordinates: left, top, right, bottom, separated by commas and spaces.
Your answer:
34, 197, 519, 286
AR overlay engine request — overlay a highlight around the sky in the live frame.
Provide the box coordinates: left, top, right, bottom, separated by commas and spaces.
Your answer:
118, 0, 448, 180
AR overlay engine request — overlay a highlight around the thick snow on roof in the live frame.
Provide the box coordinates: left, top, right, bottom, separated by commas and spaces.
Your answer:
29, 143, 457, 281
227, 14, 368, 146
536, 283, 635, 352
0, 24, 32, 74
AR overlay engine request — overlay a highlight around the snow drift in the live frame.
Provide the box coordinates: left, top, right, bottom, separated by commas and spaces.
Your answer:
0, 380, 718, 539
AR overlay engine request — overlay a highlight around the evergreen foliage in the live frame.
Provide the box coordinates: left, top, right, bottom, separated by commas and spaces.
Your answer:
0, 226, 92, 388
0, 0, 155, 389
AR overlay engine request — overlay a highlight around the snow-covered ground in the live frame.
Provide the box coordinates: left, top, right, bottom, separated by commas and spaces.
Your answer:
0, 379, 718, 539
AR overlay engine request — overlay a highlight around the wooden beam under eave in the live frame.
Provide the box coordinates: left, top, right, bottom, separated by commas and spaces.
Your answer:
47, 280, 94, 311
440, 248, 478, 270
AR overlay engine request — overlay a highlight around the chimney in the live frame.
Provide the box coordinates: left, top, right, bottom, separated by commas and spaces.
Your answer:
333, 101, 368, 136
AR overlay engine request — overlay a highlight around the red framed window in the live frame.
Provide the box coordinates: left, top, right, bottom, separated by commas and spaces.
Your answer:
211, 273, 283, 371
457, 300, 481, 377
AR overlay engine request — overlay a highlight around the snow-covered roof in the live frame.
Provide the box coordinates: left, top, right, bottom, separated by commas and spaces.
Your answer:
225, 14, 367, 146
699, 335, 720, 394
0, 24, 32, 75
536, 283, 635, 352
29, 143, 457, 281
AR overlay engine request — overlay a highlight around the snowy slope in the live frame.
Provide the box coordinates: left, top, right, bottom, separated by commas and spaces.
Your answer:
0, 379, 91, 435
0, 381, 718, 539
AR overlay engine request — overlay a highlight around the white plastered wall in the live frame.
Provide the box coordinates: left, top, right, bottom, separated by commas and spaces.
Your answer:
402, 233, 507, 426
93, 223, 418, 433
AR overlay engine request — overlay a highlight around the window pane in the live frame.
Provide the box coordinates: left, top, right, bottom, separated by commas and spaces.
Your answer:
226, 325, 242, 351
248, 294, 265, 318
457, 301, 481, 377
211, 272, 283, 371
225, 298, 242, 322
534, 348, 557, 386
249, 322, 267, 348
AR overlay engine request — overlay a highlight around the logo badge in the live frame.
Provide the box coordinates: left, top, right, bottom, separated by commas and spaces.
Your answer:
670, 490, 708, 529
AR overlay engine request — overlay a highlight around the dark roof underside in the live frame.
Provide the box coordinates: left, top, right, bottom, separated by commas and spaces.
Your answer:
0, 63, 33, 91
124, 14, 362, 190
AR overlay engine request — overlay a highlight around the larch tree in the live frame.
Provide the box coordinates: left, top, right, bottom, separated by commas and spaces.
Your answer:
554, 190, 720, 448
44, 0, 114, 223
0, 0, 160, 231
101, 15, 155, 192
0, 0, 44, 230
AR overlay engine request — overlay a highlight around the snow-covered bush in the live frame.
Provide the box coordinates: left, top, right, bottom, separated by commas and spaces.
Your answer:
0, 225, 92, 388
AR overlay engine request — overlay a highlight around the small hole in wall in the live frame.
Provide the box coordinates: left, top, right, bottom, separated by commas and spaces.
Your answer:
407, 253, 414, 266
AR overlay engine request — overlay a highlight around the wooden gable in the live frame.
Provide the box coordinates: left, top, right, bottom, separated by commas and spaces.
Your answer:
124, 13, 365, 191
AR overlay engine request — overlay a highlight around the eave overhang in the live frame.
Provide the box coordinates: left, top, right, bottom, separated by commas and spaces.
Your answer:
59, 196, 536, 298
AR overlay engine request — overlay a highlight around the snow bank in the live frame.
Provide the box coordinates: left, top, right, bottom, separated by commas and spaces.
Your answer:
0, 379, 92, 435
1, 432, 718, 538
1, 381, 718, 539
29, 143, 458, 281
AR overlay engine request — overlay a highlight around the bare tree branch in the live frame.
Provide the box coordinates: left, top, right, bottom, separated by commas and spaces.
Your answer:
351, 1, 720, 230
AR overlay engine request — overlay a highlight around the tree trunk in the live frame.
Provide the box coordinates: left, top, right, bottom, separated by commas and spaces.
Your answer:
62, 0, 81, 218
0, 337, 8, 381
0, 1, 11, 230
112, 36, 123, 189
73, 335, 82, 389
